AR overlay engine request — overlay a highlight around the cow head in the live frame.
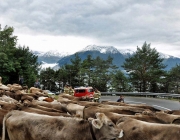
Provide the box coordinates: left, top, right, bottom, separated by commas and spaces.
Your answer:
171, 117, 180, 124
89, 112, 124, 139
23, 99, 31, 107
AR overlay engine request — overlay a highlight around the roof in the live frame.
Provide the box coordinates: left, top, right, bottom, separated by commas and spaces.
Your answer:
74, 86, 93, 89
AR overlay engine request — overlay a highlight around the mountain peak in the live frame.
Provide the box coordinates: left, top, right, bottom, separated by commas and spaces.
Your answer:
32, 50, 69, 57
159, 52, 176, 59
80, 45, 119, 54
41, 50, 69, 57
118, 49, 135, 55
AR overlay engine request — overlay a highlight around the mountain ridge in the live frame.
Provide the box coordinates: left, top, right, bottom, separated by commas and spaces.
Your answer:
32, 45, 180, 70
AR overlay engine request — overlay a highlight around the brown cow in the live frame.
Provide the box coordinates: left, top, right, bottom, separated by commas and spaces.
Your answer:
29, 87, 43, 93
2, 111, 123, 140
43, 97, 54, 102
77, 101, 100, 107
21, 94, 35, 102
17, 106, 71, 117
0, 85, 10, 91
2, 90, 37, 103
22, 100, 65, 113
66, 103, 85, 118
59, 93, 94, 101
154, 112, 180, 124
82, 104, 152, 119
80, 106, 147, 120
165, 110, 180, 115
0, 109, 9, 139
103, 112, 167, 124
0, 100, 21, 111
27, 100, 71, 114
101, 101, 160, 112
116, 117, 180, 140
172, 117, 180, 125
0, 95, 18, 104
57, 96, 76, 104
7, 84, 23, 91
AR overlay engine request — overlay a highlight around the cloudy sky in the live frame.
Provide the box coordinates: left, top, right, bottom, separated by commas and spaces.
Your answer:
1, 0, 180, 57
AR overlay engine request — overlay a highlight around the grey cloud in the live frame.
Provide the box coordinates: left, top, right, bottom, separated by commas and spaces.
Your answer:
1, 0, 180, 48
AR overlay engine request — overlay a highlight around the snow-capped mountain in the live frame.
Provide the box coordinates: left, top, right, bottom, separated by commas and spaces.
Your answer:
38, 50, 69, 57
32, 50, 69, 64
159, 52, 176, 59
32, 46, 180, 71
118, 49, 135, 55
118, 49, 135, 58
57, 45, 180, 71
80, 45, 176, 59
58, 45, 125, 70
32, 50, 69, 70
118, 48, 176, 59
31, 50, 44, 56
80, 45, 120, 54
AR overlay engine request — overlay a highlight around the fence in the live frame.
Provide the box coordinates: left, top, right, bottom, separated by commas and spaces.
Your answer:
101, 92, 180, 99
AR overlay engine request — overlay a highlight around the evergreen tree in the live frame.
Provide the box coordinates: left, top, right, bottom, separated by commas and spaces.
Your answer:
54, 67, 67, 91
81, 55, 94, 86
168, 64, 180, 93
110, 70, 130, 92
40, 68, 55, 91
92, 56, 117, 91
66, 53, 82, 87
122, 42, 166, 92
157, 71, 171, 93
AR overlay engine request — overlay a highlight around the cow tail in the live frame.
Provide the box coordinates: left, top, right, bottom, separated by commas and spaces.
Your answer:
2, 111, 13, 140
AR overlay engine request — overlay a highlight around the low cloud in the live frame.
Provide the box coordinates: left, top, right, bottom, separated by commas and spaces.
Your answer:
1, 0, 180, 56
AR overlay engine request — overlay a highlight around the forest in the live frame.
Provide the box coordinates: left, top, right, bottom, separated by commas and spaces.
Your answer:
1, 25, 180, 93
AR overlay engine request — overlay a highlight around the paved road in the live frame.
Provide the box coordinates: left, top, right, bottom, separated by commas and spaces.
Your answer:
101, 96, 180, 111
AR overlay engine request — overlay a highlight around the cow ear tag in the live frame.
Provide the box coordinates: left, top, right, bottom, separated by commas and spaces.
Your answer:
92, 119, 103, 129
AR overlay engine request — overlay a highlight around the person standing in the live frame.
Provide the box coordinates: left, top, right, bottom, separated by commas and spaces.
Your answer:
68, 86, 74, 95
117, 95, 124, 103
34, 79, 40, 88
19, 76, 24, 86
93, 88, 101, 102
64, 84, 69, 94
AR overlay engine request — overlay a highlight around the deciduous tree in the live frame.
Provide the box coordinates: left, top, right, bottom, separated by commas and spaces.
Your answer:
0, 25, 39, 86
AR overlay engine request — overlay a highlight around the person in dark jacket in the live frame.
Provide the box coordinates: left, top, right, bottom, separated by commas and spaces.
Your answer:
19, 76, 24, 86
117, 95, 124, 103
34, 79, 40, 88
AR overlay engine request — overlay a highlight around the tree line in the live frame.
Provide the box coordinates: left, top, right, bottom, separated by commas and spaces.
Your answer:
1, 25, 180, 93
0, 25, 40, 86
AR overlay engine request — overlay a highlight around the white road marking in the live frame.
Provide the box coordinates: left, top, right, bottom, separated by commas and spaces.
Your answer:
152, 105, 171, 111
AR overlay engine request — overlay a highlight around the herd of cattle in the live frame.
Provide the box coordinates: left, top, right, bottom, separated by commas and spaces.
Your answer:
0, 83, 180, 140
